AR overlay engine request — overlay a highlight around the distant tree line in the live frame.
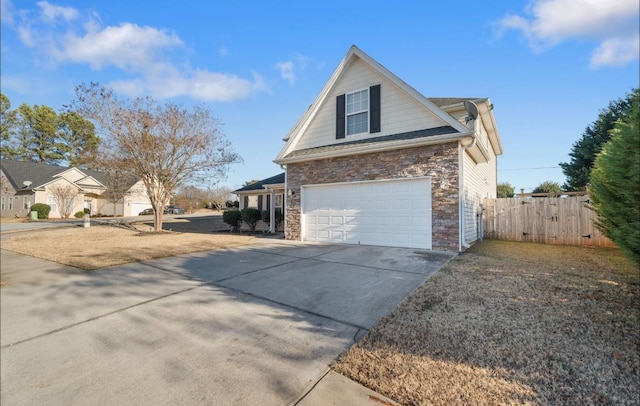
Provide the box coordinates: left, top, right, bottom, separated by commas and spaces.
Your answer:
1, 92, 100, 167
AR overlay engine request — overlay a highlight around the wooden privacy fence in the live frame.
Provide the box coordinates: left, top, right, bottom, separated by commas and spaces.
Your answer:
482, 195, 615, 247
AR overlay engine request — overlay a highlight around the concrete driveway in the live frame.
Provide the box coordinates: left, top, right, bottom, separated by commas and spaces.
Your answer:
1, 240, 454, 405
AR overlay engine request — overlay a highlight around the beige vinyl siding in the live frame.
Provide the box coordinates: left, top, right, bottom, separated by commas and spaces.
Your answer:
295, 58, 449, 151
462, 135, 497, 244
54, 168, 85, 182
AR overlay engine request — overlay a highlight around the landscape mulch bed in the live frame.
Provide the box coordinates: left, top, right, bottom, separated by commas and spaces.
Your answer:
333, 240, 639, 405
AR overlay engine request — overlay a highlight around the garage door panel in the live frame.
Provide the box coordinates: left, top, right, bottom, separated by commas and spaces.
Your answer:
302, 178, 432, 249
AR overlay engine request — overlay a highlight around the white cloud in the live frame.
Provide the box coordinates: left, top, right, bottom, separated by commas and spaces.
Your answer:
275, 55, 309, 85
37, 1, 78, 22
590, 35, 640, 68
112, 66, 268, 102
276, 61, 295, 84
7, 1, 268, 102
1, 0, 15, 25
496, 0, 639, 67
54, 22, 183, 70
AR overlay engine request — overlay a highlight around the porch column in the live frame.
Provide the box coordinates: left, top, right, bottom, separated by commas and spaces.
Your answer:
269, 189, 275, 233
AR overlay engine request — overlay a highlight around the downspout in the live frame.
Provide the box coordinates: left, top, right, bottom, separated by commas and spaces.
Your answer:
459, 125, 478, 252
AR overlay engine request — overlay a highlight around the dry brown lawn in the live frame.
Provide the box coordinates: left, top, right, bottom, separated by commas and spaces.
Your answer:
333, 240, 639, 406
2, 223, 256, 270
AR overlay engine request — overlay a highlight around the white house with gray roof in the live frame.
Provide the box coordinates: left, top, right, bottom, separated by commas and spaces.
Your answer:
0, 160, 151, 218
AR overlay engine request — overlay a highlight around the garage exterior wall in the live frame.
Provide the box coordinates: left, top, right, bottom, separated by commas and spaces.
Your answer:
462, 146, 497, 244
285, 141, 460, 251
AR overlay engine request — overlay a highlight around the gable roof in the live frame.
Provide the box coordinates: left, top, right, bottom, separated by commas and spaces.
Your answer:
233, 173, 285, 193
0, 160, 114, 192
274, 46, 474, 164
1, 160, 70, 191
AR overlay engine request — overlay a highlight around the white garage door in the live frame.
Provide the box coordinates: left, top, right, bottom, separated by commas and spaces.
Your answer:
302, 178, 432, 249
131, 202, 152, 215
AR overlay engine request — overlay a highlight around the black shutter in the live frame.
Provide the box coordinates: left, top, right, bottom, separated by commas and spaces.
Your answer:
258, 195, 263, 211
266, 195, 270, 211
243, 196, 248, 208
336, 94, 346, 139
370, 84, 381, 133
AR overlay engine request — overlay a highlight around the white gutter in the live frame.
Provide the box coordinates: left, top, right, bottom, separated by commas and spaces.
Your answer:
459, 121, 478, 252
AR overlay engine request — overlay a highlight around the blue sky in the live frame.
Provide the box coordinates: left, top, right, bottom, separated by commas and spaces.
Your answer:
1, 0, 638, 192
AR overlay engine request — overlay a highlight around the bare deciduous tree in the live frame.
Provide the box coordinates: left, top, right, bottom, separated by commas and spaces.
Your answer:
71, 83, 241, 231
49, 184, 79, 219
208, 186, 233, 210
100, 166, 138, 216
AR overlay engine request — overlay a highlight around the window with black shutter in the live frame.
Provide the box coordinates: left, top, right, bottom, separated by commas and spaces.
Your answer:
336, 94, 346, 139
336, 84, 380, 138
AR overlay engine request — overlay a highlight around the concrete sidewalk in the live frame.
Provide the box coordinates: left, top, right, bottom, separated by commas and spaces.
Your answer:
1, 241, 453, 405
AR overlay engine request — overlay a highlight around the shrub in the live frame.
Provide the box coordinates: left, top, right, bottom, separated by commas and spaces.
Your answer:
241, 208, 261, 232
84, 208, 90, 214
532, 180, 562, 197
497, 182, 515, 198
74, 211, 85, 218
30, 203, 51, 219
222, 210, 242, 231
262, 208, 283, 230
225, 200, 239, 208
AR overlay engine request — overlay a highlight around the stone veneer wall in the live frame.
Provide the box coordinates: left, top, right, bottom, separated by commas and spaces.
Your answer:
285, 141, 460, 251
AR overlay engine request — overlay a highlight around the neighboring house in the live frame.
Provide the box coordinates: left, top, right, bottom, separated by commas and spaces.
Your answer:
233, 173, 285, 233
274, 45, 503, 251
0, 160, 152, 218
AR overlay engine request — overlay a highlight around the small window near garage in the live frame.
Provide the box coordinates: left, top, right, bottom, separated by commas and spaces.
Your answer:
346, 89, 369, 136
8, 197, 13, 210
1, 197, 4, 210
23, 197, 30, 210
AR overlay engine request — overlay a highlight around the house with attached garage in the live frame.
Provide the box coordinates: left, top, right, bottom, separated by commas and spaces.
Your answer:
0, 159, 152, 218
274, 45, 503, 251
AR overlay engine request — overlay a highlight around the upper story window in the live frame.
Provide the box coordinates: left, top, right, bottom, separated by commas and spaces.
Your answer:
346, 89, 369, 136
336, 84, 381, 139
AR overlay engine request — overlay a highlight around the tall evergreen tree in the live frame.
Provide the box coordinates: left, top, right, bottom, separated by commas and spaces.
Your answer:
59, 111, 100, 168
6, 101, 99, 166
13, 103, 35, 161
30, 104, 64, 164
590, 97, 640, 265
560, 88, 638, 191
0, 93, 16, 159
13, 103, 64, 163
